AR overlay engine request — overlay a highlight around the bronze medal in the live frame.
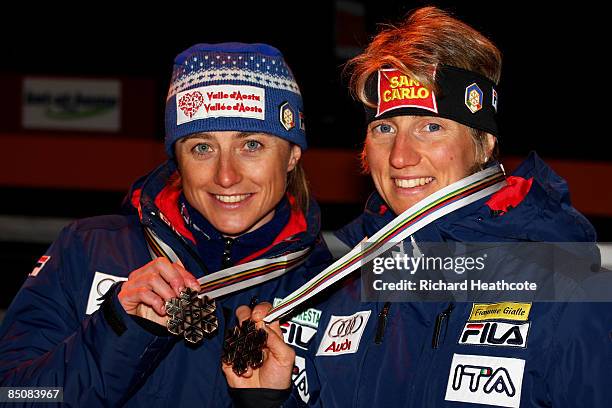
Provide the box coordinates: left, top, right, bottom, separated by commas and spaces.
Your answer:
165, 288, 218, 344
222, 319, 268, 375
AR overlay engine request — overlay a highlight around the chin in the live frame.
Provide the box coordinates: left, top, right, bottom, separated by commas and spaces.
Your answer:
393, 198, 424, 214
211, 218, 253, 237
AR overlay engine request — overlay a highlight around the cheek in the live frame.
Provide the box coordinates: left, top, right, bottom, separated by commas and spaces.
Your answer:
250, 158, 289, 196
429, 140, 474, 179
365, 142, 388, 176
179, 159, 214, 196
181, 172, 205, 200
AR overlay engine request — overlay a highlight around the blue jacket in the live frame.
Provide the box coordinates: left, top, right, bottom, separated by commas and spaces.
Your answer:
0, 161, 332, 407
291, 153, 612, 407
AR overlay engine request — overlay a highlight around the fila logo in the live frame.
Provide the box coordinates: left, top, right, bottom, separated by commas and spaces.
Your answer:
316, 311, 371, 356
445, 354, 525, 408
280, 321, 317, 350
459, 321, 530, 348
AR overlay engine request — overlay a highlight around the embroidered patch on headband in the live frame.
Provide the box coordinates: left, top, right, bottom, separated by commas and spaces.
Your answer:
377, 69, 438, 116
366, 65, 500, 137
465, 83, 483, 113
176, 84, 265, 125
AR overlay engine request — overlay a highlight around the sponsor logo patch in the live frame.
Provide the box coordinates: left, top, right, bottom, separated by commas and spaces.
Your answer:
469, 302, 532, 322
30, 255, 51, 277
86, 271, 128, 315
292, 356, 310, 403
445, 354, 525, 408
274, 298, 322, 328
299, 111, 305, 131
316, 310, 371, 356
176, 85, 265, 124
492, 87, 498, 112
459, 321, 530, 348
280, 321, 318, 350
279, 102, 295, 131
465, 83, 483, 113
376, 68, 438, 117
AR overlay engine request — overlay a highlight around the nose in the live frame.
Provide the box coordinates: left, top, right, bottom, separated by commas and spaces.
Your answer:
213, 151, 242, 188
389, 132, 421, 169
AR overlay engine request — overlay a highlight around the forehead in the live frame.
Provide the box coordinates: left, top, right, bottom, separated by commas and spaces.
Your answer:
180, 131, 278, 142
371, 115, 469, 130
376, 115, 459, 126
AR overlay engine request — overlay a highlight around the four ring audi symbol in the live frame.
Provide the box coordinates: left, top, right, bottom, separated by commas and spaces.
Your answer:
96, 278, 117, 297
328, 315, 364, 338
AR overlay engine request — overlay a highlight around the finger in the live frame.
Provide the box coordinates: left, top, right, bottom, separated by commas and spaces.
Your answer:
221, 363, 235, 377
241, 367, 254, 378
128, 257, 168, 280
235, 305, 253, 324
267, 320, 284, 338
263, 324, 295, 365
221, 363, 242, 388
172, 263, 201, 292
155, 259, 188, 296
147, 273, 178, 302
251, 302, 273, 323
135, 287, 166, 315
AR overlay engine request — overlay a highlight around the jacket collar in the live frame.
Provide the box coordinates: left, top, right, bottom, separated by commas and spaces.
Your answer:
335, 152, 596, 248
124, 160, 321, 263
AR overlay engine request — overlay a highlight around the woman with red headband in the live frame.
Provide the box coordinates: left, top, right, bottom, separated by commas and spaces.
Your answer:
225, 7, 612, 408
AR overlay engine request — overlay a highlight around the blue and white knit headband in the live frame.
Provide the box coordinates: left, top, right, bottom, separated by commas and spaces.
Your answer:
165, 43, 306, 158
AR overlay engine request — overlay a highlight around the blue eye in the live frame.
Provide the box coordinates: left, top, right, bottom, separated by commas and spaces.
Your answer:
425, 123, 441, 132
373, 123, 395, 134
244, 140, 262, 151
193, 143, 212, 155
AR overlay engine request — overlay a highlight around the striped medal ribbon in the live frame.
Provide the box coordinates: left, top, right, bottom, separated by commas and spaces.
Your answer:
144, 227, 313, 298
264, 164, 506, 323
144, 226, 312, 344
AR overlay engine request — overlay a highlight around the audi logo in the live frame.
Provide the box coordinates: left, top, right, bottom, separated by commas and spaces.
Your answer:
96, 278, 117, 297
327, 315, 364, 338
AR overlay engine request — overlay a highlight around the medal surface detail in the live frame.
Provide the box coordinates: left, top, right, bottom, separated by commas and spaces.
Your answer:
165, 288, 218, 344
222, 319, 268, 375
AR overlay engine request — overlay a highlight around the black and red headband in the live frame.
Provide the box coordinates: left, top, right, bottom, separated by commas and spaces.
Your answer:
365, 65, 499, 136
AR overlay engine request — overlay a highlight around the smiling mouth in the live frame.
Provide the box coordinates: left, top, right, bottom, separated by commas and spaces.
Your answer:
394, 177, 434, 188
213, 193, 252, 203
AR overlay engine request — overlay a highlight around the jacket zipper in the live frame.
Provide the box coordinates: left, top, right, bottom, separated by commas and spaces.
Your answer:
374, 302, 391, 344
432, 303, 454, 349
221, 237, 234, 269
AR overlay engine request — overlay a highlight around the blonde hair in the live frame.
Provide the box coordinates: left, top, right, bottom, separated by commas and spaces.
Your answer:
347, 6, 503, 170
286, 161, 310, 215
346, 7, 502, 107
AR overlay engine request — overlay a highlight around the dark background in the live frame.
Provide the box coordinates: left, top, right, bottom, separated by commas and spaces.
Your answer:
1, 2, 605, 155
0, 1, 608, 307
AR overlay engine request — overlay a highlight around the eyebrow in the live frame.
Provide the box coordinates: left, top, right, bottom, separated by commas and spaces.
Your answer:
179, 132, 260, 143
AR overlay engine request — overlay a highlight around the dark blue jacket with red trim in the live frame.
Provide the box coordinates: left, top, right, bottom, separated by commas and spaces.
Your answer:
289, 153, 612, 408
0, 161, 332, 407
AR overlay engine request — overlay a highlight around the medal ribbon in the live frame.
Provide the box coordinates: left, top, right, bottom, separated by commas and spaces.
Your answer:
264, 165, 506, 323
144, 227, 313, 299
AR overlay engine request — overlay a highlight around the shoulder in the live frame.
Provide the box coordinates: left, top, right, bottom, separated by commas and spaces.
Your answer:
45, 213, 146, 276
54, 214, 143, 248
69, 214, 140, 234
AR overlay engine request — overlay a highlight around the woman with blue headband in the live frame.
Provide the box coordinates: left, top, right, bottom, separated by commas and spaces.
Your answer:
0, 43, 331, 406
